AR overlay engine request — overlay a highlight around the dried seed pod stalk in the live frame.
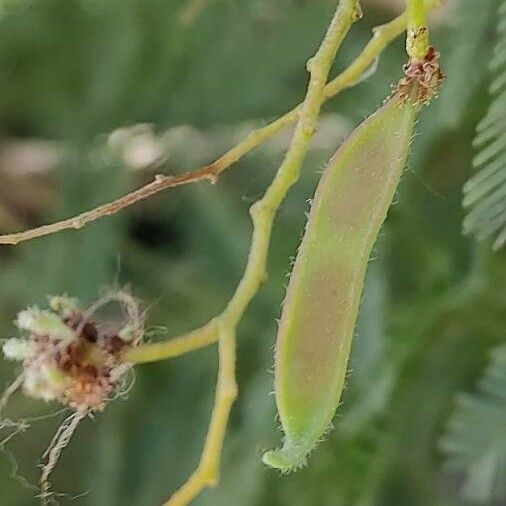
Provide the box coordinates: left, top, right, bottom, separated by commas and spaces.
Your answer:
263, 52, 443, 471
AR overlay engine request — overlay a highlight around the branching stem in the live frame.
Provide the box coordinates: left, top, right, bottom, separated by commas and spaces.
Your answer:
0, 1, 439, 247
88, 0, 439, 370
121, 321, 219, 364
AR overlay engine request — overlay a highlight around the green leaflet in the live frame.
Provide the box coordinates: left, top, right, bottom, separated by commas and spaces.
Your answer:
440, 345, 506, 504
463, 1, 506, 250
437, 0, 497, 128
263, 95, 417, 471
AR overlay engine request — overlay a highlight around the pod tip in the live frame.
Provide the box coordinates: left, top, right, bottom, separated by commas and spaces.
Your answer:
262, 443, 308, 472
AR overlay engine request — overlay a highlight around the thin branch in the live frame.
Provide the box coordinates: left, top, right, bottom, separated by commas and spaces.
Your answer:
121, 320, 219, 364
56, 0, 443, 371
69, 0, 443, 372
323, 0, 434, 98
0, 168, 217, 245
163, 1, 362, 504
0, 0, 440, 247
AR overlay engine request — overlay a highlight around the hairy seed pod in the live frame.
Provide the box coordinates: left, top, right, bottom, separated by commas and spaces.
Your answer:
263, 95, 417, 471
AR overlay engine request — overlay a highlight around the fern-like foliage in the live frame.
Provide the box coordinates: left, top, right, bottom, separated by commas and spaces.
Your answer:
463, 1, 506, 250
440, 345, 506, 504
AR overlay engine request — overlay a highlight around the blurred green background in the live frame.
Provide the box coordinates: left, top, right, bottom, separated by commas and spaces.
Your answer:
0, 0, 505, 505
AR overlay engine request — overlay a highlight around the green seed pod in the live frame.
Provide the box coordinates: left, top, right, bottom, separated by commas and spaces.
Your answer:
264, 46, 445, 469
263, 95, 417, 471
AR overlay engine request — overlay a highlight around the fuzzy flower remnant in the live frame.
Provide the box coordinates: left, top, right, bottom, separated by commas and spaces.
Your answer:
2, 292, 143, 411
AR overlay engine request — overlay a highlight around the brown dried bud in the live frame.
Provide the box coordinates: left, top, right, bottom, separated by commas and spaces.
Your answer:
394, 46, 445, 106
2, 291, 144, 412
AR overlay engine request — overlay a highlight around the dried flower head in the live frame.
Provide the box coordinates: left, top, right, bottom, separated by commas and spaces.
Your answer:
394, 46, 445, 106
1, 290, 144, 504
2, 291, 143, 412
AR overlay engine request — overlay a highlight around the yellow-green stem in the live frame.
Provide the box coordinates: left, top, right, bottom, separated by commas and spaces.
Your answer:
121, 321, 218, 364
406, 0, 430, 60
163, 2, 361, 504
0, 2, 441, 505
94, 0, 439, 370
